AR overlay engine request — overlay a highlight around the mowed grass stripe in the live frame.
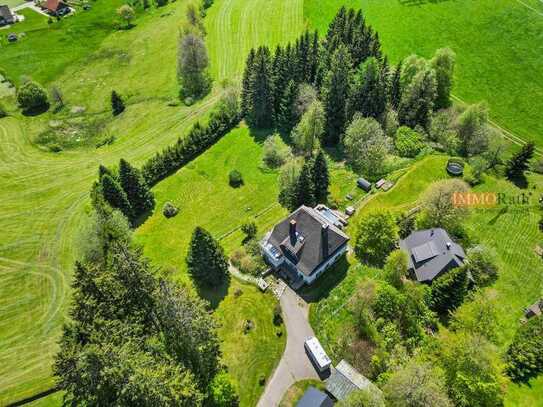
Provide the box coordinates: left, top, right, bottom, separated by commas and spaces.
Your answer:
206, 0, 304, 81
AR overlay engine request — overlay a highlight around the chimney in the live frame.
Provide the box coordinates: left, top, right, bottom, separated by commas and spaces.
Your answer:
322, 224, 329, 258
289, 219, 297, 241
446, 242, 451, 250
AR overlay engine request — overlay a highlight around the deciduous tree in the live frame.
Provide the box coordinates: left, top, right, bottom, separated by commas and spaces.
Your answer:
355, 210, 398, 267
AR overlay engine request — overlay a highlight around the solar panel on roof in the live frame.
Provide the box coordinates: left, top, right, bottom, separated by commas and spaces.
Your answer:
411, 241, 439, 263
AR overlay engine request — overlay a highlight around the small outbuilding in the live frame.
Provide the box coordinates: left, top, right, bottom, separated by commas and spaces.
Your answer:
524, 299, 543, 320
296, 387, 334, 407
326, 360, 382, 401
356, 177, 372, 192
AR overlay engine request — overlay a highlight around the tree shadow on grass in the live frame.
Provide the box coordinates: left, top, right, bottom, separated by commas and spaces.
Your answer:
508, 174, 529, 189
298, 254, 349, 303
247, 126, 275, 144
196, 276, 230, 310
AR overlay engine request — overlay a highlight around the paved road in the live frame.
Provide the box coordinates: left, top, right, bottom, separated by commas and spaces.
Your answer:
257, 286, 319, 407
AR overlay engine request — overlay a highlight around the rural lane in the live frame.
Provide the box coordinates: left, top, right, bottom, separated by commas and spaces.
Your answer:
257, 286, 319, 407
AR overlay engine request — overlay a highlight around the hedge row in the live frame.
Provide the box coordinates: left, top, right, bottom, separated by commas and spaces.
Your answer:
142, 107, 240, 186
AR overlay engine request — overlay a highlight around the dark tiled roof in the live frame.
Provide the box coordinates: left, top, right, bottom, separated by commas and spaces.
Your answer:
268, 206, 349, 276
296, 387, 334, 407
0, 5, 15, 23
326, 360, 381, 401
399, 228, 465, 282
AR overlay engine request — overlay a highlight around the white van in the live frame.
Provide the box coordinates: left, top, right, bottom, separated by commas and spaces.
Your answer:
304, 336, 331, 372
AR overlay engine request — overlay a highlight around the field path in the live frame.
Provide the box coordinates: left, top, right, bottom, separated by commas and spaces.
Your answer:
0, 94, 220, 404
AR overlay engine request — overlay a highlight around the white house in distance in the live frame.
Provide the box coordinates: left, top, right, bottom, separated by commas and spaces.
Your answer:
260, 205, 349, 288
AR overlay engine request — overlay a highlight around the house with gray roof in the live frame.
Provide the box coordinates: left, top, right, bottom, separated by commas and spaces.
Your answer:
0, 5, 15, 26
260, 205, 349, 287
399, 228, 466, 283
326, 359, 382, 401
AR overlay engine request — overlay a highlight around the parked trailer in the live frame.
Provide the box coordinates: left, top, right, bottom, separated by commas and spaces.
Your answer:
304, 337, 331, 372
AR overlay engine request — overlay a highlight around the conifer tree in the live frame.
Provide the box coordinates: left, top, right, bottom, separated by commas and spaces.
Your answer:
277, 80, 298, 134
100, 174, 134, 222
98, 164, 113, 180
241, 48, 256, 115
390, 60, 403, 110
505, 142, 535, 181
118, 159, 155, 217
398, 68, 437, 130
111, 90, 125, 116
186, 227, 228, 287
246, 46, 274, 128
294, 159, 316, 207
312, 149, 329, 203
430, 267, 469, 315
272, 45, 287, 117
322, 45, 352, 145
347, 57, 387, 120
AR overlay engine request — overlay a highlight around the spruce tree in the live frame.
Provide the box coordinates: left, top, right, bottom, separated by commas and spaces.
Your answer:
98, 164, 113, 180
312, 149, 329, 203
272, 45, 287, 118
277, 80, 298, 134
294, 159, 316, 207
390, 60, 403, 110
118, 159, 155, 217
430, 267, 469, 316
347, 57, 387, 120
111, 90, 125, 116
186, 227, 228, 287
322, 45, 352, 145
505, 142, 535, 181
100, 174, 134, 222
247, 46, 274, 128
241, 48, 256, 115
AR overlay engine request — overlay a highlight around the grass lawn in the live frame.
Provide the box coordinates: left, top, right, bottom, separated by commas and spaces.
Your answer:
135, 125, 284, 283
205, 0, 304, 82
279, 379, 326, 407
215, 281, 285, 407
6, 8, 49, 35
304, 0, 543, 146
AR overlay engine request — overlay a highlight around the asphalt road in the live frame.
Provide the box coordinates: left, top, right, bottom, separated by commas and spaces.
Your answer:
257, 286, 320, 407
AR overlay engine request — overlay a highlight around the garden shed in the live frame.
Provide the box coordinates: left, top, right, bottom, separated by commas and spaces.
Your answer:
356, 177, 372, 192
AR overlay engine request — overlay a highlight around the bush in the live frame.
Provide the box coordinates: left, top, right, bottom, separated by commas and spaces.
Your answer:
394, 126, 425, 158
16, 80, 49, 112
241, 221, 257, 240
262, 133, 291, 168
0, 102, 7, 118
506, 316, 543, 383
273, 304, 283, 326
229, 170, 243, 187
162, 202, 179, 218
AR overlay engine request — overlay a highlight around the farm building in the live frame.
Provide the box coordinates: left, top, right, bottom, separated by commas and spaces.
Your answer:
326, 359, 382, 401
44, 0, 69, 15
260, 205, 349, 288
296, 387, 333, 407
399, 228, 466, 283
0, 5, 15, 26
357, 177, 372, 192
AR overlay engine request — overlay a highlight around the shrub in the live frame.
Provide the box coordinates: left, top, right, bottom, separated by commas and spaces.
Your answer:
262, 133, 291, 168
394, 126, 424, 157
17, 80, 49, 112
429, 267, 469, 316
506, 316, 543, 383
241, 221, 257, 240
229, 170, 243, 187
0, 102, 7, 118
273, 304, 283, 326
209, 372, 239, 407
162, 202, 179, 218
